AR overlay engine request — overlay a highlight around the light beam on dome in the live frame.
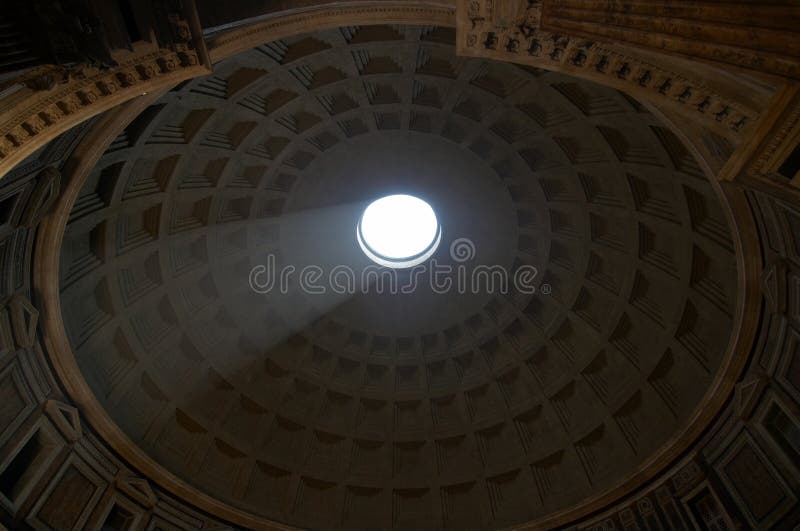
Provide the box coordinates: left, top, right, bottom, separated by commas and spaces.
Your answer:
357, 194, 441, 268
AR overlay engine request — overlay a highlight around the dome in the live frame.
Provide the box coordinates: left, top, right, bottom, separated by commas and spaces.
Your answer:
54, 25, 739, 530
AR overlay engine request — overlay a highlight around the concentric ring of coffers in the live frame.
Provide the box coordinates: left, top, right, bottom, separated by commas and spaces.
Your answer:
57, 24, 738, 529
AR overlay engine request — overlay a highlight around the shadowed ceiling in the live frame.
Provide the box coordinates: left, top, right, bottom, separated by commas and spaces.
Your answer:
57, 25, 738, 530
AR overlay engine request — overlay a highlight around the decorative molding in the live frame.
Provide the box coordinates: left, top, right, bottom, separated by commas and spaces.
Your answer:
540, 1, 800, 80
44, 399, 82, 442
7, 294, 38, 349
456, 0, 762, 141
750, 89, 800, 181
0, 50, 210, 180
115, 474, 158, 509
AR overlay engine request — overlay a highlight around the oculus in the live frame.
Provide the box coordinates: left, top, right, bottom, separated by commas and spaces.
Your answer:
357, 194, 441, 268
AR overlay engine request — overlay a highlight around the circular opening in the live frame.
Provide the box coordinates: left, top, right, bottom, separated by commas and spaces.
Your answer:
357, 194, 441, 268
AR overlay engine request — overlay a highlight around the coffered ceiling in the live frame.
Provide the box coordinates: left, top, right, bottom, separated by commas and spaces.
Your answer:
57, 25, 738, 530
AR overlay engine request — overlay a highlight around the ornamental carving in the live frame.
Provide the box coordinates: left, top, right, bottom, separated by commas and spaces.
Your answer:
0, 0, 212, 180
541, 1, 800, 80
0, 49, 211, 179
456, 0, 760, 141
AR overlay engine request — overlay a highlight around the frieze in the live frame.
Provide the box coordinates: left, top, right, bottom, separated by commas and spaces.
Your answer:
0, 47, 210, 179
541, 1, 800, 80
456, 0, 758, 140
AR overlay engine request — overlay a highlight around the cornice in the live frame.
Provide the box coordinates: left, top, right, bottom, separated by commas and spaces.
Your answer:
0, 50, 210, 180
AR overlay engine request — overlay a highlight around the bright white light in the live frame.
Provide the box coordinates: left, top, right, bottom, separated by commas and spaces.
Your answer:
357, 194, 441, 268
